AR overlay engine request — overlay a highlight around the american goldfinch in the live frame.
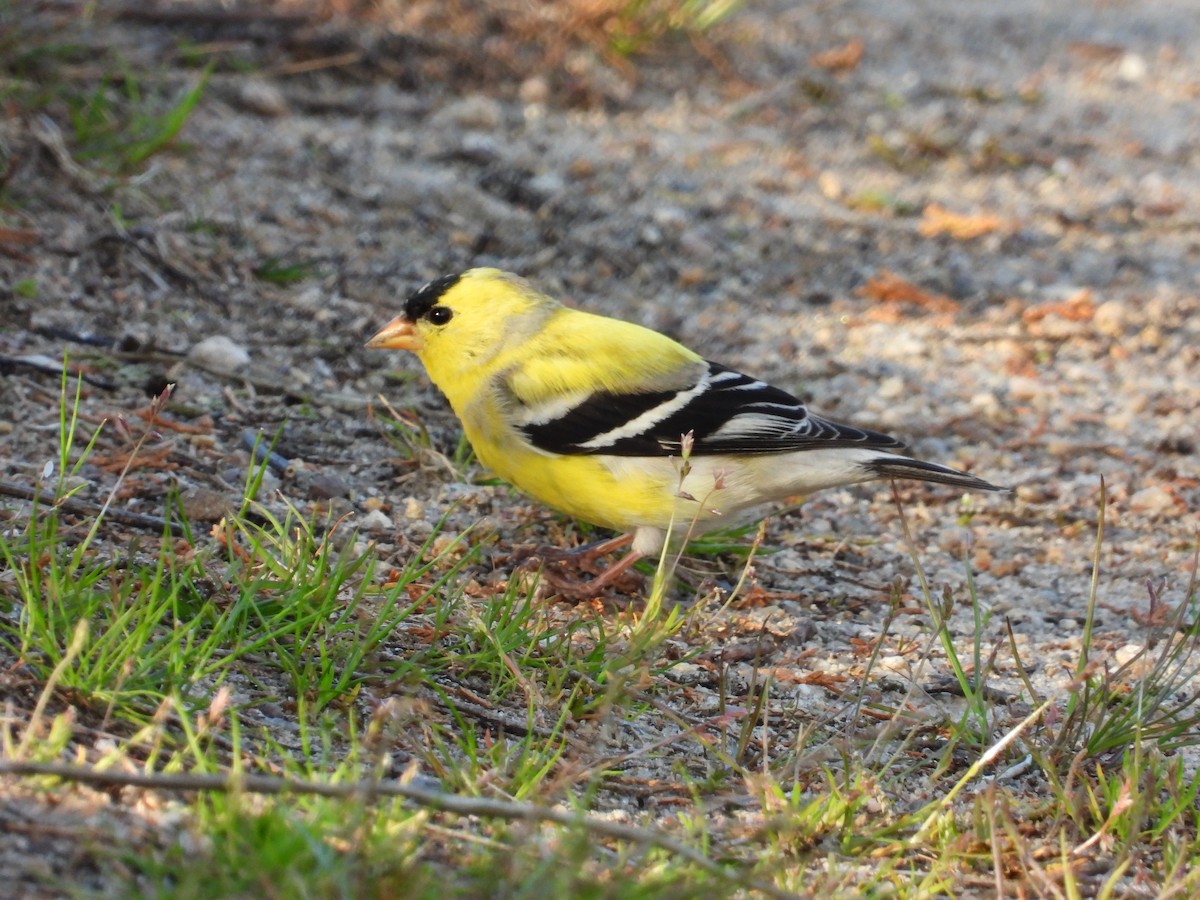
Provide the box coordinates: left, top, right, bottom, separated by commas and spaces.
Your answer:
367, 268, 1003, 589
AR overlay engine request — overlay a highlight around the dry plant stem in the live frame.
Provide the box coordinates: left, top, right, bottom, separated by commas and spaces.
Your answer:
80, 385, 176, 554
15, 623, 88, 760
372, 393, 462, 477
0, 760, 794, 900
31, 115, 108, 193
1077, 475, 1105, 674
910, 698, 1053, 845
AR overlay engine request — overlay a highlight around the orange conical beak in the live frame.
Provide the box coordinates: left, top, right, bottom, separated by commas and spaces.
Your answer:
366, 316, 423, 351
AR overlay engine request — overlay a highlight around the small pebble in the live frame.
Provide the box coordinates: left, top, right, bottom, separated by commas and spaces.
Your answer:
1128, 484, 1178, 515
189, 335, 250, 372
307, 472, 350, 501
1093, 299, 1127, 337
876, 376, 904, 400
1117, 53, 1148, 83
817, 170, 843, 200
519, 76, 549, 105
429, 532, 465, 558
181, 488, 234, 522
405, 520, 434, 541
359, 509, 394, 532
664, 663, 709, 685
526, 172, 565, 202
430, 95, 503, 130
239, 80, 288, 117
1007, 376, 1049, 402
1113, 643, 1146, 667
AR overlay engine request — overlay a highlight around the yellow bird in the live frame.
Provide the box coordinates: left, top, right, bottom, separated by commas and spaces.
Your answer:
367, 268, 1003, 591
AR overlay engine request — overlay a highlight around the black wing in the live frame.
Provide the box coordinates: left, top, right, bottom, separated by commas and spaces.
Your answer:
521, 361, 905, 457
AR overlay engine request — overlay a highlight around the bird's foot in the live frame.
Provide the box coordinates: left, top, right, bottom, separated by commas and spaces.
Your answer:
510, 533, 633, 571
535, 555, 645, 600
510, 535, 644, 600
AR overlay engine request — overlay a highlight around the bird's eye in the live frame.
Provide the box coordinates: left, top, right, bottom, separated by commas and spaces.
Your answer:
427, 306, 453, 325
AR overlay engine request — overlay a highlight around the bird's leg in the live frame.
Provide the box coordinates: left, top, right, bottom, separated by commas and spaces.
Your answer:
576, 548, 645, 593
553, 533, 633, 567
535, 547, 646, 600
512, 533, 645, 599
511, 533, 632, 572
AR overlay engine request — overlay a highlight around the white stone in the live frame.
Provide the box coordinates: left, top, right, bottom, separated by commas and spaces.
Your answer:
1128, 484, 1177, 515
359, 509, 394, 532
188, 335, 250, 372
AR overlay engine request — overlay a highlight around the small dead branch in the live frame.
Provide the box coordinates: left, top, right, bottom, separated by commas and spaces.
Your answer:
0, 354, 117, 389
0, 759, 792, 900
0, 481, 183, 536
30, 115, 109, 194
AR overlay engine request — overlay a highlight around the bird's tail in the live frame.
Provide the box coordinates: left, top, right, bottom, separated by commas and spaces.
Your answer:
865, 456, 1008, 493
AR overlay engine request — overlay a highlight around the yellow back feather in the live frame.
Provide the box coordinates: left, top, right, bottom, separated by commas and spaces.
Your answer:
413, 268, 703, 412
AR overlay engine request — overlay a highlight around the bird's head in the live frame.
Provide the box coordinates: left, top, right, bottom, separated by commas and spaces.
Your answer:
367, 268, 557, 377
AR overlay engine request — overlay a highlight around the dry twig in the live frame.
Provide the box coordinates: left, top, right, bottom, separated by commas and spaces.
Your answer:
0, 481, 183, 536
0, 759, 795, 899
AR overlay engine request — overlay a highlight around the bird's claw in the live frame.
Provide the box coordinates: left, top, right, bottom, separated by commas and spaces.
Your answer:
508, 541, 645, 601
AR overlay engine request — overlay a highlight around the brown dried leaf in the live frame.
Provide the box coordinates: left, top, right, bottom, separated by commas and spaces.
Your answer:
918, 203, 1006, 240
810, 38, 864, 72
798, 670, 850, 688
1021, 289, 1096, 323
0, 226, 40, 247
858, 269, 959, 314
1067, 41, 1125, 62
